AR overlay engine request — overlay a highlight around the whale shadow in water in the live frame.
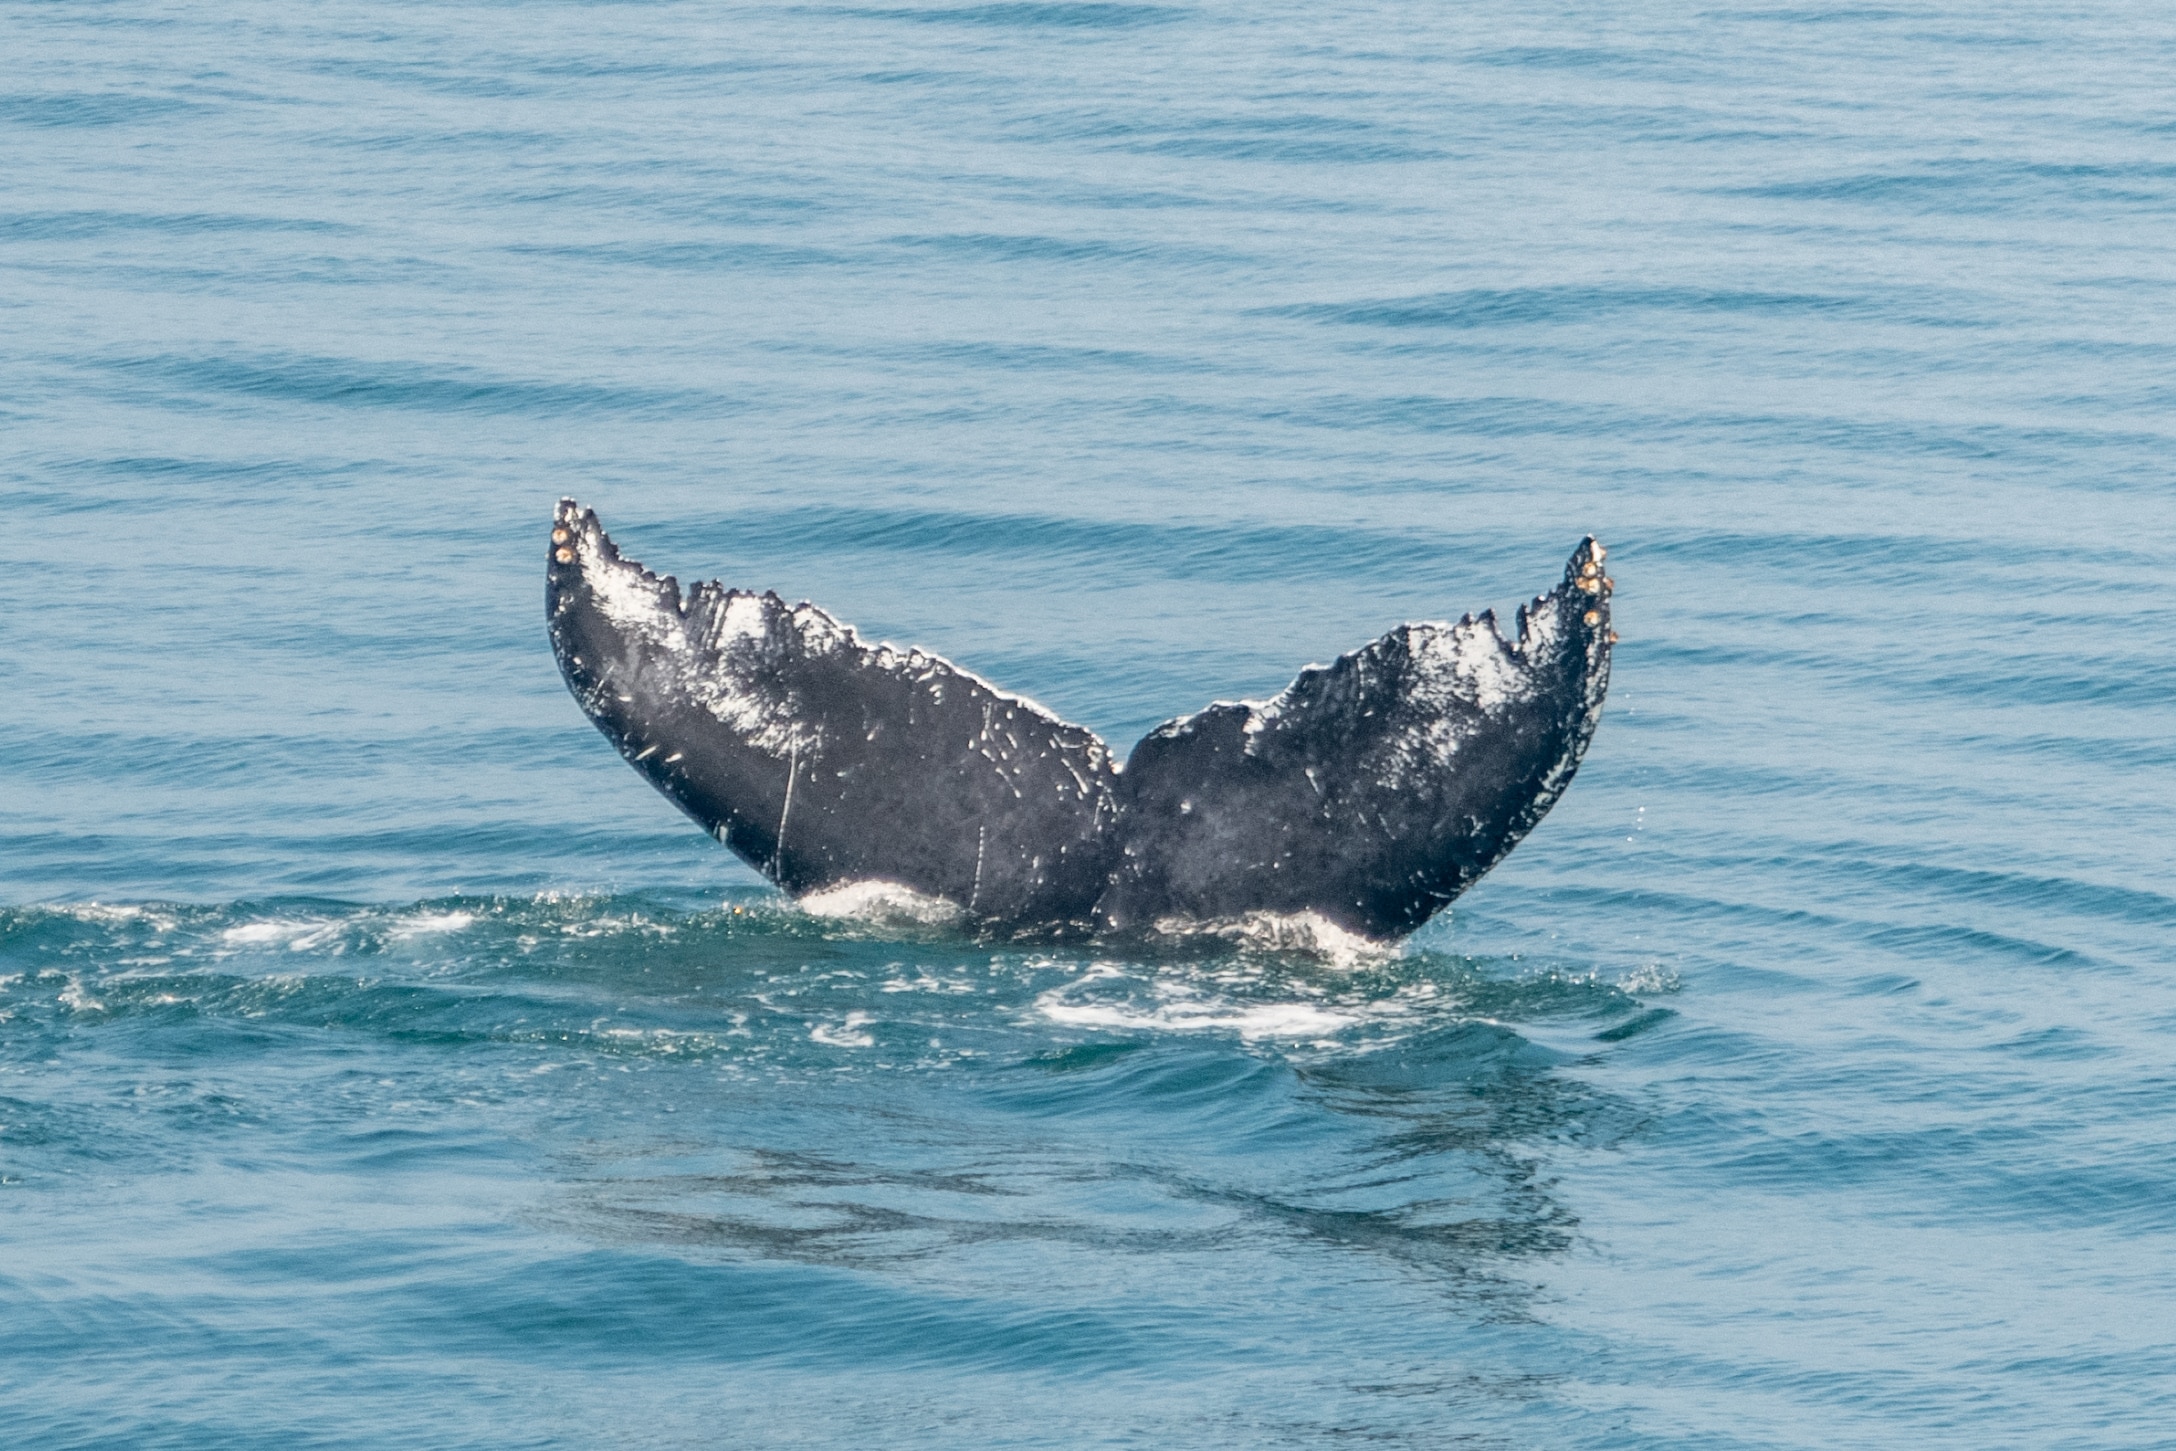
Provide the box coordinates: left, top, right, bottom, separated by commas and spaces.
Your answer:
545, 500, 1613, 945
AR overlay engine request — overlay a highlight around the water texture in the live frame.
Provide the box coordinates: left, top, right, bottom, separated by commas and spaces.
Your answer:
4, 1, 2174, 1446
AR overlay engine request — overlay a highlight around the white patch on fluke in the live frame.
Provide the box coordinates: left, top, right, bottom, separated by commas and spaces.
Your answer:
1436, 616, 1525, 710
1392, 613, 1528, 719
580, 533, 817, 757
715, 591, 771, 645
581, 541, 683, 647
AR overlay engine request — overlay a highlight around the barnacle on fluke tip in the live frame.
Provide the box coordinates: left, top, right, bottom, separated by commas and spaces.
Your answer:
546, 500, 1612, 945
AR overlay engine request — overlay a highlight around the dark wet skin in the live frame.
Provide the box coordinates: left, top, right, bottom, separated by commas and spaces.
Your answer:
548, 500, 1612, 942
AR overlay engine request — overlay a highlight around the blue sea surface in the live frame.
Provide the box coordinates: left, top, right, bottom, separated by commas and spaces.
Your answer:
5, 1, 2174, 1445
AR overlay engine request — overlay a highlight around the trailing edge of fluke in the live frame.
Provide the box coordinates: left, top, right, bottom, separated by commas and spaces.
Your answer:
546, 499, 1613, 944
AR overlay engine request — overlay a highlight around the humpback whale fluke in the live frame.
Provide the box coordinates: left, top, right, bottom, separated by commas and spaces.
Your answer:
546, 499, 1613, 944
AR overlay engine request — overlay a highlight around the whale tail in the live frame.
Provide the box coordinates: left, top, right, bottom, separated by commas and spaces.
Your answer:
547, 500, 1612, 943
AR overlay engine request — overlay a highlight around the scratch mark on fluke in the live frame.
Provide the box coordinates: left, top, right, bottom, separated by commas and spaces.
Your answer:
545, 499, 1613, 943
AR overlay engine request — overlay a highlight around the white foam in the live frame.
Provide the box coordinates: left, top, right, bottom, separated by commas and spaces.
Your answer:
58, 903, 178, 931
1619, 964, 1681, 995
218, 918, 350, 953
1035, 981, 1356, 1041
221, 920, 311, 946
798, 880, 965, 926
809, 1011, 876, 1048
389, 911, 473, 938
1151, 910, 1394, 968
592, 1026, 725, 1055
880, 971, 978, 995
56, 975, 104, 1013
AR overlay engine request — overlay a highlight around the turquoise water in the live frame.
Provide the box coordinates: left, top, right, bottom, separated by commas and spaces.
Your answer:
6, 1, 2175, 1445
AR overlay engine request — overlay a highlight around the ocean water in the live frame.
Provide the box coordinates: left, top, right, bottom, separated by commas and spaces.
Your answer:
5, 0, 2174, 1445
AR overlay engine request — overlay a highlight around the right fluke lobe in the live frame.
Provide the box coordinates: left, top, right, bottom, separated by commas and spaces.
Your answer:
1099, 539, 1612, 939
